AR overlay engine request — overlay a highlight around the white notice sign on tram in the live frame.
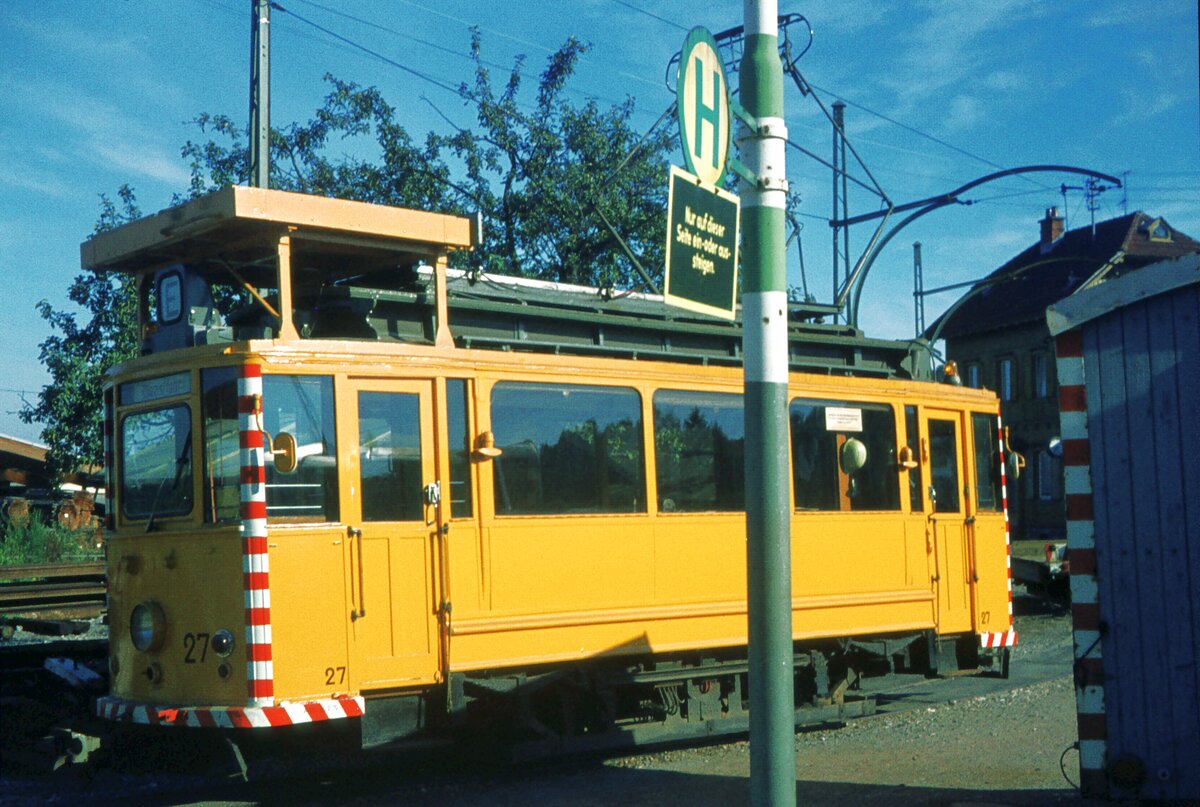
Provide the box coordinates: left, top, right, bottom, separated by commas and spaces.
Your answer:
824, 407, 863, 432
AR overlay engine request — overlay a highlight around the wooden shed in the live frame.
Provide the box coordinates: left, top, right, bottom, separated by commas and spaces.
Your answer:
1046, 253, 1200, 800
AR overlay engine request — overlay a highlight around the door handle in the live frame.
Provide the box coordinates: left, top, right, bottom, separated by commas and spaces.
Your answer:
349, 526, 365, 620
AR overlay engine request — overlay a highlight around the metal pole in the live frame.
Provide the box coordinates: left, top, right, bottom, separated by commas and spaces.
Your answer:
913, 242, 924, 338
837, 103, 849, 324
831, 101, 843, 324
739, 2, 794, 805
249, 0, 270, 188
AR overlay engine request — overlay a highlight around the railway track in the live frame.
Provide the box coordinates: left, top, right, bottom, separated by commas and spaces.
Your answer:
0, 561, 106, 623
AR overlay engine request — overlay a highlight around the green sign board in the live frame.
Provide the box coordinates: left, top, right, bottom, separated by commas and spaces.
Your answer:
676, 27, 731, 188
664, 165, 740, 320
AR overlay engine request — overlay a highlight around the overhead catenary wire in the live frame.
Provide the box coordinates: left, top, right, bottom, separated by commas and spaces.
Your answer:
804, 80, 1058, 193
393, 0, 666, 92
269, 1, 654, 122
288, 0, 527, 77
269, 2, 467, 97
607, 0, 690, 32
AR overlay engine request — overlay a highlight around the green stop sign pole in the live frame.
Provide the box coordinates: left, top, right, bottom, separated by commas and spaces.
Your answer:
739, 1, 794, 805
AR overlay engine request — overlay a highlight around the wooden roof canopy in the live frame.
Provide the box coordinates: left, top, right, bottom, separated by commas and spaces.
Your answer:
80, 185, 475, 275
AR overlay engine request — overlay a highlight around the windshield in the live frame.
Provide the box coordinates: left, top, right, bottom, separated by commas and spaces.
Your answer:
201, 370, 340, 523
121, 404, 193, 519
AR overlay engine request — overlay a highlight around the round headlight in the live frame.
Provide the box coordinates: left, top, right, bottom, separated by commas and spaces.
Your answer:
211, 629, 235, 658
130, 601, 166, 652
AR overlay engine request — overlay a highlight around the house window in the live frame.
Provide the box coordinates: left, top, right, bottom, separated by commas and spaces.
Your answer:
997, 358, 1015, 401
1034, 354, 1050, 399
1037, 450, 1062, 501
1144, 217, 1173, 242
966, 363, 981, 389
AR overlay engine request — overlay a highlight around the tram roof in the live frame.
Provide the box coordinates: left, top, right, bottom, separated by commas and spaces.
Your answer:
80, 185, 474, 274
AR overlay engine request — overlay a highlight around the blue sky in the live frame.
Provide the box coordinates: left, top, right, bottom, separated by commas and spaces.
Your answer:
1, 1, 1197, 444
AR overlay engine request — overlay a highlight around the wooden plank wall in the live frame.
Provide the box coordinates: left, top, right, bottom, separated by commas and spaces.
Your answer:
1084, 283, 1200, 800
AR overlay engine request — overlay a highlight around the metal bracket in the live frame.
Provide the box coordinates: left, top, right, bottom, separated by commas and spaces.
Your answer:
730, 99, 757, 129
728, 156, 758, 186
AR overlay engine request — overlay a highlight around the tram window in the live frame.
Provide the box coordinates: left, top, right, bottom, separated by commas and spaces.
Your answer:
927, 419, 961, 513
446, 379, 473, 518
358, 392, 422, 522
905, 406, 923, 512
971, 413, 1003, 511
262, 375, 339, 522
789, 399, 900, 512
201, 367, 240, 523
121, 404, 193, 520
490, 382, 645, 515
653, 390, 744, 512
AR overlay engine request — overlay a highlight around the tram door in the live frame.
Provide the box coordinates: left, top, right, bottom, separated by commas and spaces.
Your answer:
345, 380, 441, 688
923, 410, 974, 633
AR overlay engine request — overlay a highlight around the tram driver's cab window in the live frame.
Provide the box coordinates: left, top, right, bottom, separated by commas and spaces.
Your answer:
790, 399, 900, 512
490, 382, 645, 515
201, 369, 339, 523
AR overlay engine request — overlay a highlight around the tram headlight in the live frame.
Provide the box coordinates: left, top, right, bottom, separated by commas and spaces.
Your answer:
211, 629, 235, 658
130, 601, 166, 652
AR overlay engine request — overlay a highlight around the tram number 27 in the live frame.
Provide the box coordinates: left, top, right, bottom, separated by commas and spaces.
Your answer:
184, 632, 210, 664
325, 666, 346, 685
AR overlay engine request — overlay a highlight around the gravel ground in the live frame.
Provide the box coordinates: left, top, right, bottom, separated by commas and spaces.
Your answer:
2, 588, 1085, 806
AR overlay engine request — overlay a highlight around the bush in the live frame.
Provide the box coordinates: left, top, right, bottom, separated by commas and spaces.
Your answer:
0, 517, 103, 565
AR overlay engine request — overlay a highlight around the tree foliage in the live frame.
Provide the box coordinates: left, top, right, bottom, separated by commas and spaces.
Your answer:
22, 187, 142, 477
434, 32, 671, 286
26, 35, 671, 473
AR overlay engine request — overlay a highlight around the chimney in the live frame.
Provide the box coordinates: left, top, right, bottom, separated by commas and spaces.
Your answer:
1040, 206, 1064, 252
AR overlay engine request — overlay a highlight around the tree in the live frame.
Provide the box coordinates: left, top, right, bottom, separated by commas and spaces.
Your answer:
22, 187, 142, 478
435, 32, 671, 287
28, 34, 671, 473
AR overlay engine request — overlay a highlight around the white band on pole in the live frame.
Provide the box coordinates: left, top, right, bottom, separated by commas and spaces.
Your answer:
738, 116, 789, 209
743, 291, 789, 384
744, 0, 778, 35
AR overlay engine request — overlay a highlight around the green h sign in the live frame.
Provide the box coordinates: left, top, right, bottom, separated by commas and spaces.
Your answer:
677, 27, 731, 188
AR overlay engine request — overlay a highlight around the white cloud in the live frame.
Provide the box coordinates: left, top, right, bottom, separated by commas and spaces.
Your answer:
0, 166, 74, 200
984, 70, 1026, 92
1083, 6, 1131, 28
1112, 88, 1180, 126
944, 95, 984, 131
8, 77, 192, 188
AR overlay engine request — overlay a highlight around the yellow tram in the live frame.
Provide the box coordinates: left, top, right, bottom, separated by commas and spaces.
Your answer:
90, 186, 1015, 748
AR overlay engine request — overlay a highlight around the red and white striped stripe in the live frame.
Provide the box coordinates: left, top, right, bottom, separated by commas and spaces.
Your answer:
997, 415, 1015, 630
980, 416, 1019, 649
979, 630, 1018, 648
238, 363, 273, 706
95, 695, 364, 728
1055, 329, 1106, 797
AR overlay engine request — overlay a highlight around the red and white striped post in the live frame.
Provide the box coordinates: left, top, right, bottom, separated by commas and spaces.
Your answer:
1054, 328, 1107, 797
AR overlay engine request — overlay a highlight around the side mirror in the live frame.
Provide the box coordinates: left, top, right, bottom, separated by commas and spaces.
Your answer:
839, 437, 868, 474
897, 444, 919, 470
473, 431, 503, 461
1007, 450, 1025, 480
272, 431, 298, 474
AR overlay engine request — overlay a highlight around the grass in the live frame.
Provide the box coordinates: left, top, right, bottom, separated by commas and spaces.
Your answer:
0, 517, 104, 565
